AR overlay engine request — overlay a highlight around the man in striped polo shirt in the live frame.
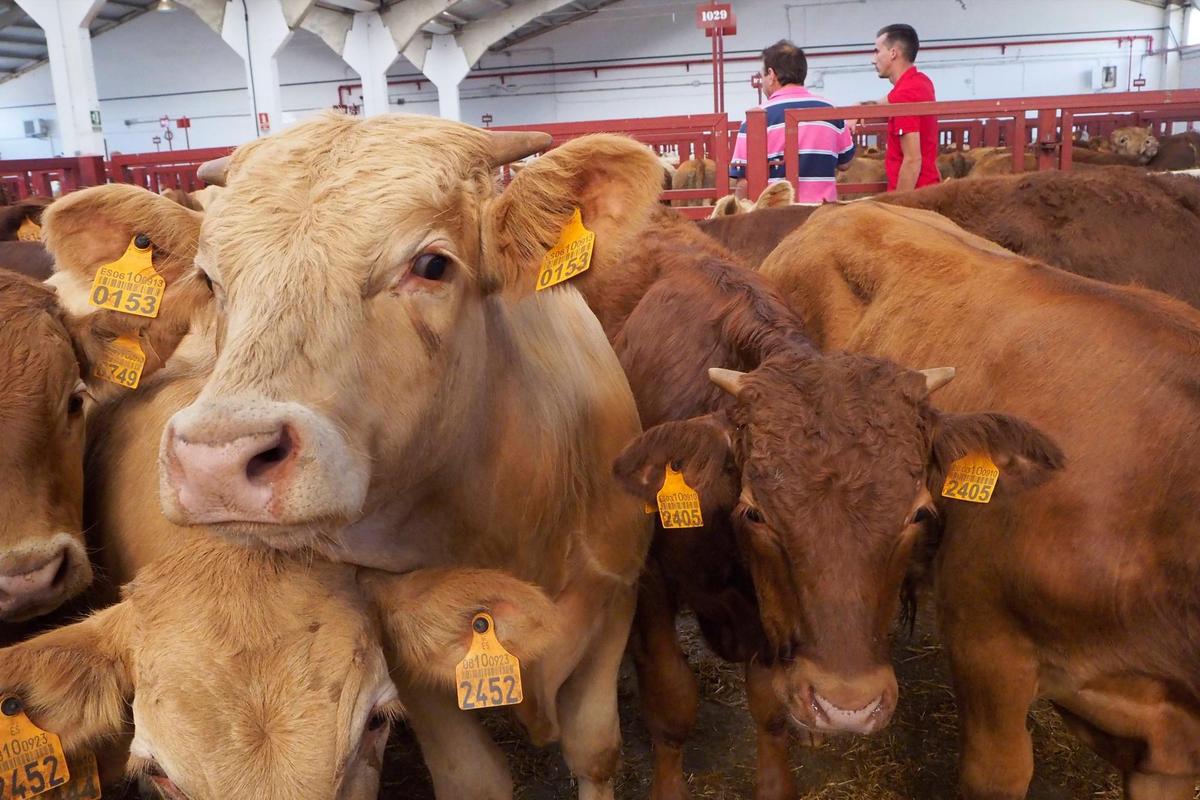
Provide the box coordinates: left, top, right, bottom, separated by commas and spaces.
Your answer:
730, 40, 856, 204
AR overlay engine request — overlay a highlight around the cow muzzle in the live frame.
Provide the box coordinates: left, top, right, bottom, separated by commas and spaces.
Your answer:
782, 661, 898, 736
160, 398, 369, 541
0, 534, 90, 622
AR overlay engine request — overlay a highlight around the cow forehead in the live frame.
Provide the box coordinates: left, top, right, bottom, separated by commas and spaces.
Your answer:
204, 114, 494, 274
0, 310, 74, 454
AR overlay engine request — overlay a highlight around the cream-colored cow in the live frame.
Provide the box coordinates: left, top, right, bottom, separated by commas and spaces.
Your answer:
70, 115, 658, 800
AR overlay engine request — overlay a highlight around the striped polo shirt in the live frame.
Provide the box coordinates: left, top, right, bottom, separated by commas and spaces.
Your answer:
729, 84, 856, 203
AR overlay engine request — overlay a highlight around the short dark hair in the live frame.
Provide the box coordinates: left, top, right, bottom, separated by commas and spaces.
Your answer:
762, 40, 807, 86
877, 24, 919, 62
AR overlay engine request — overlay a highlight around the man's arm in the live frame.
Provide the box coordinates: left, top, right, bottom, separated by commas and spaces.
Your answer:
896, 132, 922, 192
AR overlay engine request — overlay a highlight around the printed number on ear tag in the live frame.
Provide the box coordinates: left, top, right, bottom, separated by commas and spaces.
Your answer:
88, 236, 165, 319
941, 453, 1000, 504
656, 465, 703, 528
455, 612, 524, 711
0, 696, 99, 800
93, 334, 145, 391
535, 208, 595, 291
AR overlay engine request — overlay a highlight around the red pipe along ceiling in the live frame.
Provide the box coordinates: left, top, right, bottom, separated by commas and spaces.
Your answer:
336, 34, 1155, 107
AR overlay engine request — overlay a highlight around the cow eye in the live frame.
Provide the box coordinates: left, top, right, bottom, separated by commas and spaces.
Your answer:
910, 507, 934, 526
743, 506, 764, 524
413, 253, 449, 281
366, 709, 389, 732
67, 383, 89, 418
199, 270, 214, 292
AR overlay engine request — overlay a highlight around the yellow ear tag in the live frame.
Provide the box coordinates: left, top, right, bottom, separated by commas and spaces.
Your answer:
656, 465, 703, 528
535, 208, 595, 291
941, 453, 1000, 504
15, 218, 40, 242
455, 612, 524, 711
0, 696, 99, 800
93, 334, 145, 390
643, 502, 656, 514
88, 235, 164, 319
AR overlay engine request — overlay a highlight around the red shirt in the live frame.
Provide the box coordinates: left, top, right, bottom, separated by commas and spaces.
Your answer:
886, 66, 941, 191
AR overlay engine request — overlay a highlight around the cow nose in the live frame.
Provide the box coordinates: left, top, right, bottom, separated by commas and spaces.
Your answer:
165, 424, 300, 524
805, 666, 896, 735
0, 548, 68, 619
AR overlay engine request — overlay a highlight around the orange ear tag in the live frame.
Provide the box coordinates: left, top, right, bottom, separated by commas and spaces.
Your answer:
941, 453, 1000, 504
535, 208, 595, 291
15, 219, 40, 242
455, 613, 524, 711
88, 235, 164, 319
0, 696, 100, 800
656, 465, 704, 528
93, 334, 145, 390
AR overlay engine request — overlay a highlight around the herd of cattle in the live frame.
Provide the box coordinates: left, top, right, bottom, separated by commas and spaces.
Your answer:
0, 112, 1197, 800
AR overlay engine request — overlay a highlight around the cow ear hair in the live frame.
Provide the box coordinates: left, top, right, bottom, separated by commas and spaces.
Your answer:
929, 410, 1065, 495
361, 568, 561, 688
0, 602, 134, 753
754, 180, 794, 209
612, 413, 739, 515
481, 133, 663, 296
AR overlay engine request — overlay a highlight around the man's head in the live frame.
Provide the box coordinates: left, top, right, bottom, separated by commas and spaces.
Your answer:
761, 40, 806, 97
873, 24, 919, 82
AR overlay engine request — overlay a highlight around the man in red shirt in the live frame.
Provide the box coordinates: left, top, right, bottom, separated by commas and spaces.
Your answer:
873, 24, 940, 191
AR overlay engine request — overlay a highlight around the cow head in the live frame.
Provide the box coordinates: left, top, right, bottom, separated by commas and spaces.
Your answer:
0, 543, 557, 800
1109, 125, 1159, 163
0, 273, 91, 622
158, 113, 662, 550
614, 350, 1062, 736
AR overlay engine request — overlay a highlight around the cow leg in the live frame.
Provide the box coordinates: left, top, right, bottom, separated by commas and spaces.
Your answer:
1123, 773, 1197, 800
556, 583, 637, 800
400, 682, 513, 800
631, 568, 697, 800
946, 630, 1039, 800
745, 660, 797, 800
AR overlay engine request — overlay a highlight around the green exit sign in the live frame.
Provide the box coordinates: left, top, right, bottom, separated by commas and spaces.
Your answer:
89, 110, 101, 128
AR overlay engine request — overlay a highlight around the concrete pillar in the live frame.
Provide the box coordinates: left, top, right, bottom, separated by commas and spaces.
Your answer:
1163, 2, 1186, 90
221, 0, 297, 136
419, 35, 470, 121
342, 11, 398, 116
402, 0, 577, 121
15, 0, 106, 155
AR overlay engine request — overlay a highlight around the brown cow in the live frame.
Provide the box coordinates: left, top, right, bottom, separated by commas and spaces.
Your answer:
574, 208, 1058, 800
140, 114, 659, 800
761, 200, 1200, 800
696, 168, 1200, 308
0, 196, 51, 241
1148, 130, 1200, 171
672, 157, 717, 206
0, 272, 91, 624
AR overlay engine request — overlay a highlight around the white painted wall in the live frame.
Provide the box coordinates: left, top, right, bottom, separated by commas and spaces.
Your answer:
0, 0, 1182, 158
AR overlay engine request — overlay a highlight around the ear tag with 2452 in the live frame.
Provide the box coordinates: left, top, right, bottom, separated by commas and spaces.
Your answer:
0, 696, 101, 800
455, 613, 523, 711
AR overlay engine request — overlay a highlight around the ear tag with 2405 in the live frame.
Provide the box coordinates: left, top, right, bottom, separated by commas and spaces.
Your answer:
455, 612, 524, 711
88, 235, 164, 319
535, 208, 595, 291
941, 453, 1000, 504
93, 334, 146, 391
0, 696, 101, 800
656, 465, 703, 528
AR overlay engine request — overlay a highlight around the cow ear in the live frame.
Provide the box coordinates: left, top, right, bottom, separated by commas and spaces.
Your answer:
361, 568, 560, 688
754, 180, 794, 209
929, 411, 1065, 494
612, 413, 739, 516
481, 133, 663, 296
0, 602, 134, 752
710, 194, 745, 218
41, 185, 210, 397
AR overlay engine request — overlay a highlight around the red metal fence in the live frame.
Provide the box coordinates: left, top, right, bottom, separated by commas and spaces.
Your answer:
760, 89, 1200, 197
3, 90, 1200, 208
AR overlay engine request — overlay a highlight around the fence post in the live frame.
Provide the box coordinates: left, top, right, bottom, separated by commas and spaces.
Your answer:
76, 156, 106, 188
711, 113, 730, 198
784, 110, 799, 194
745, 107, 768, 201
1060, 110, 1074, 172
1011, 113, 1027, 173
1036, 108, 1058, 172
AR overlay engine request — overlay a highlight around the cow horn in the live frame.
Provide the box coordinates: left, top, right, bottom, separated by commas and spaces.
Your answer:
708, 367, 747, 398
485, 131, 551, 167
919, 367, 956, 395
197, 156, 232, 187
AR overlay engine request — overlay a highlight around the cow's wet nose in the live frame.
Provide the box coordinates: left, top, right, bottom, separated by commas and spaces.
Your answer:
0, 547, 69, 620
165, 424, 300, 524
800, 665, 897, 735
